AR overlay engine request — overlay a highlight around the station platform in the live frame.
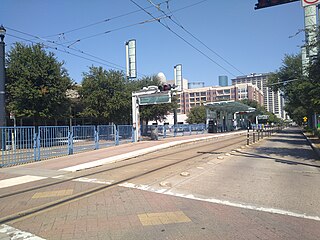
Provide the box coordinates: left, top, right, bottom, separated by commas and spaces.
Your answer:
0, 128, 320, 240
0, 131, 247, 187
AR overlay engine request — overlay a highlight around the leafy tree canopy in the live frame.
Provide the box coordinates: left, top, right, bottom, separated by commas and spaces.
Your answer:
79, 67, 131, 124
268, 52, 320, 123
186, 105, 206, 124
5, 43, 73, 125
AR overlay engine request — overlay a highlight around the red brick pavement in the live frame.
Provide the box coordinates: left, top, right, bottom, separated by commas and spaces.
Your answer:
8, 186, 320, 240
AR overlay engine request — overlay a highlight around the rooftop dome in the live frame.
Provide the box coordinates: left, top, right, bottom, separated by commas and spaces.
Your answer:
156, 72, 167, 83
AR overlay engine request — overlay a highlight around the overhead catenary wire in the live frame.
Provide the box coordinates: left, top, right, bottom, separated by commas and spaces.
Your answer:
46, 0, 209, 46
148, 0, 245, 76
59, 15, 171, 47
5, 28, 126, 71
130, 0, 237, 77
6, 33, 146, 77
44, 0, 173, 38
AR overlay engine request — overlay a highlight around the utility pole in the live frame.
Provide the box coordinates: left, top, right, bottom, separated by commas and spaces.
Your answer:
0, 25, 6, 150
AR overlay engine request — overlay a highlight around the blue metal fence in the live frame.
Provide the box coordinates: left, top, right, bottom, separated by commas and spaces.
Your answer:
0, 127, 36, 167
72, 126, 96, 154
38, 126, 69, 160
117, 125, 133, 144
0, 123, 207, 167
97, 125, 116, 148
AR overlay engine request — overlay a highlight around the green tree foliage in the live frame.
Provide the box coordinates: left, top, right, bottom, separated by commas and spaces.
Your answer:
6, 43, 73, 125
239, 99, 280, 123
186, 105, 206, 124
268, 53, 320, 123
79, 67, 131, 124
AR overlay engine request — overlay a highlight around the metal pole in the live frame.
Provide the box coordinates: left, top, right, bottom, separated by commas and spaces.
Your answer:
0, 27, 6, 150
247, 127, 249, 145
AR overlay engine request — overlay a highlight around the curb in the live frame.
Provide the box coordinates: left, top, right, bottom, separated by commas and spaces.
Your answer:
60, 131, 246, 172
302, 132, 320, 160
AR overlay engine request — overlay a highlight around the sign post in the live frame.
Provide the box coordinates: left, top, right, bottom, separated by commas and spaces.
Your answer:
132, 88, 172, 142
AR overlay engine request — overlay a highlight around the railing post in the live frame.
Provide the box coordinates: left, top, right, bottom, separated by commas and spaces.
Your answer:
253, 132, 256, 143
174, 125, 177, 137
68, 130, 73, 155
132, 125, 135, 142
33, 131, 39, 161
247, 127, 250, 145
189, 125, 192, 135
115, 128, 120, 145
94, 128, 99, 150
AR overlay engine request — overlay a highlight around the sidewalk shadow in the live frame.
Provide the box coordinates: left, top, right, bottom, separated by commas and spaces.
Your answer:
234, 151, 320, 169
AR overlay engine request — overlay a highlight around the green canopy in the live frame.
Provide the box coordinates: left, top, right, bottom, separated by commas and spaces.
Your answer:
204, 100, 255, 113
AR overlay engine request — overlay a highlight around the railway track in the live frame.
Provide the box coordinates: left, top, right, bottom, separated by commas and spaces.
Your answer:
0, 133, 248, 225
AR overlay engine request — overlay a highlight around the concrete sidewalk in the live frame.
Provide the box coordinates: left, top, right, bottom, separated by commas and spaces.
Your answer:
0, 131, 246, 185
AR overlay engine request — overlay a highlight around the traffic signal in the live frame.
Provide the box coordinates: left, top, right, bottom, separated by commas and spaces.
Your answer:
158, 84, 172, 92
254, 0, 299, 10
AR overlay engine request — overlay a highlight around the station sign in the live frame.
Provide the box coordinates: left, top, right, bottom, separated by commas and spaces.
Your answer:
138, 92, 171, 106
257, 115, 269, 119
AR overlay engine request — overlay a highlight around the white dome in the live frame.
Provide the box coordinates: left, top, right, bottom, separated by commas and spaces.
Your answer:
156, 72, 167, 83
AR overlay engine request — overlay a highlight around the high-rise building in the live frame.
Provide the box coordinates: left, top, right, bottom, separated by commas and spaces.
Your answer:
231, 73, 286, 119
176, 83, 263, 114
218, 76, 228, 87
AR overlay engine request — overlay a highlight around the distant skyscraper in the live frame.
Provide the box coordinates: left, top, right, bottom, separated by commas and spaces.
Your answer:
219, 76, 228, 87
231, 73, 286, 119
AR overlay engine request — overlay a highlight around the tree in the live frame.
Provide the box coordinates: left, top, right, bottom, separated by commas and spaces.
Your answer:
79, 67, 131, 124
239, 99, 281, 124
186, 105, 206, 124
268, 53, 320, 124
6, 43, 73, 125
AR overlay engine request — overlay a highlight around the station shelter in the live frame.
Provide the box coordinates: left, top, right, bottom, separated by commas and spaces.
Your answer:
204, 101, 255, 133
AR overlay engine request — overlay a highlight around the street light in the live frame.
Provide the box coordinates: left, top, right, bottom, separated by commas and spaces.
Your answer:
0, 25, 6, 150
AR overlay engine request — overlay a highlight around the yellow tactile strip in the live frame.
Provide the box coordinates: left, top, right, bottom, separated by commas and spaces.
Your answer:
138, 211, 191, 226
32, 189, 74, 199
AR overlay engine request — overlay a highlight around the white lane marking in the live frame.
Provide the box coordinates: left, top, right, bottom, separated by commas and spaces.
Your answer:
72, 177, 114, 185
59, 131, 244, 172
0, 224, 45, 239
0, 175, 47, 189
119, 182, 320, 222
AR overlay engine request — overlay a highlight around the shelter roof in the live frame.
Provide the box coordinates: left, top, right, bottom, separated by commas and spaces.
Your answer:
204, 100, 255, 113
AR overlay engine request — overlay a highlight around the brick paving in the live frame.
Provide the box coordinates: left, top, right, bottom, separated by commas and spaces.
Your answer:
1, 129, 320, 239
7, 186, 320, 240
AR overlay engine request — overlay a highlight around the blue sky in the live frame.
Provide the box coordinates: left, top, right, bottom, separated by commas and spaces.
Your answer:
2, 0, 304, 86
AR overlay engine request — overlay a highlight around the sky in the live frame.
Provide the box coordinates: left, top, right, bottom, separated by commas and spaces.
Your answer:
2, 0, 305, 86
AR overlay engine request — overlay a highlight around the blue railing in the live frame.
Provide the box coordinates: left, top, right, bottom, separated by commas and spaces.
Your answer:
1, 123, 207, 167
38, 126, 69, 160
0, 126, 36, 167
72, 125, 96, 154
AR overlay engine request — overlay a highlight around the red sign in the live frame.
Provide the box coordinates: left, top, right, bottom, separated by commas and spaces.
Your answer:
302, 0, 320, 7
